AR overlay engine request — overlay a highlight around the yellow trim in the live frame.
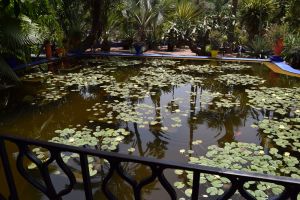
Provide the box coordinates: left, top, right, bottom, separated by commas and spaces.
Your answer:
263, 62, 300, 78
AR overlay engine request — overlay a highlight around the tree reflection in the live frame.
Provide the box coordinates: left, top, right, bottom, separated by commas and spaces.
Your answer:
148, 87, 168, 159
189, 85, 197, 152
187, 83, 253, 147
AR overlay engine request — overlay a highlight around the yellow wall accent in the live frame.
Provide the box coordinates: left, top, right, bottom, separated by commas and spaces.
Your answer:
263, 62, 300, 78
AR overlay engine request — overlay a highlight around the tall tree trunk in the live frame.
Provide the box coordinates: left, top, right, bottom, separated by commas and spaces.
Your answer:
80, 0, 103, 51
227, 0, 238, 52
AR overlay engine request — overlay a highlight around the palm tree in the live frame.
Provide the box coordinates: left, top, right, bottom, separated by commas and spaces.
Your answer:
101, 10, 121, 51
172, 0, 202, 37
240, 0, 277, 39
0, 6, 40, 84
228, 0, 239, 46
122, 0, 175, 45
165, 0, 202, 50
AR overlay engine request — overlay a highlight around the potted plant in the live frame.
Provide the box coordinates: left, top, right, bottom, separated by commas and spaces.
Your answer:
100, 11, 119, 52
283, 33, 300, 69
264, 24, 287, 62
100, 36, 112, 52
132, 26, 146, 55
122, 35, 134, 50
133, 41, 145, 55
270, 37, 284, 62
166, 28, 177, 51
44, 39, 52, 59
268, 25, 286, 62
209, 30, 222, 58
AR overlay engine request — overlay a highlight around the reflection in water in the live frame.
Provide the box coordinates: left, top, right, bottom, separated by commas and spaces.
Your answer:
0, 90, 10, 109
189, 85, 197, 153
79, 85, 97, 100
148, 88, 169, 159
0, 59, 300, 199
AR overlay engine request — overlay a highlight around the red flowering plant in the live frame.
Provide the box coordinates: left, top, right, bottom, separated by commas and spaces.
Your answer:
273, 37, 284, 56
267, 25, 287, 57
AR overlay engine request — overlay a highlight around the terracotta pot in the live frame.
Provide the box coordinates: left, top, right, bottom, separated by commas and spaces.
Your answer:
274, 38, 284, 56
45, 43, 52, 59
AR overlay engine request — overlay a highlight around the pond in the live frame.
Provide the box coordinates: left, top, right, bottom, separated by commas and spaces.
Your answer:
0, 57, 300, 200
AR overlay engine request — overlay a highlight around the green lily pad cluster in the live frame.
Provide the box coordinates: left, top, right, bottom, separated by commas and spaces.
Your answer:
27, 147, 50, 170
113, 102, 154, 124
214, 94, 240, 108
139, 67, 193, 88
246, 87, 300, 115
27, 126, 130, 177
62, 68, 115, 88
23, 72, 68, 105
36, 86, 68, 104
177, 64, 223, 74
87, 98, 186, 129
146, 59, 179, 66
101, 59, 142, 67
88, 101, 154, 124
198, 91, 240, 109
256, 118, 300, 151
216, 74, 265, 86
189, 77, 205, 85
22, 66, 115, 105
50, 127, 130, 151
103, 67, 194, 99
174, 142, 300, 199
199, 91, 223, 106
220, 63, 252, 71
23, 71, 53, 80
103, 81, 150, 99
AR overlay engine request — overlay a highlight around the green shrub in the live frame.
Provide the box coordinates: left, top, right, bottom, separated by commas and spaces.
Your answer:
283, 33, 300, 69
240, 0, 277, 39
248, 35, 272, 58
265, 24, 287, 45
209, 30, 223, 50
285, 0, 300, 32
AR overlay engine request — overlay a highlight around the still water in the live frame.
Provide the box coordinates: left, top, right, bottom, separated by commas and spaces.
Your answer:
0, 58, 299, 199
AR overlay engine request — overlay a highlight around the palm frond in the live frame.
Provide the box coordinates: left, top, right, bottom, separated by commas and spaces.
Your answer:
0, 12, 40, 83
0, 14, 40, 55
174, 0, 202, 22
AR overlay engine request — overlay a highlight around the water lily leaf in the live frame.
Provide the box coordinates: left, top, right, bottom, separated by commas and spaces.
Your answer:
184, 189, 192, 197
206, 187, 218, 195
128, 147, 135, 152
27, 163, 37, 170
179, 149, 185, 154
174, 181, 185, 189
211, 180, 223, 188
89, 168, 97, 177
175, 170, 184, 175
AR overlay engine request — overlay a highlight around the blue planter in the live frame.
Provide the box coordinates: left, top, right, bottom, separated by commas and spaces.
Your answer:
134, 45, 143, 55
270, 55, 284, 62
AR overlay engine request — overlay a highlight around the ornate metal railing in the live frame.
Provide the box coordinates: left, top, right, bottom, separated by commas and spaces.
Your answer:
0, 134, 300, 200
